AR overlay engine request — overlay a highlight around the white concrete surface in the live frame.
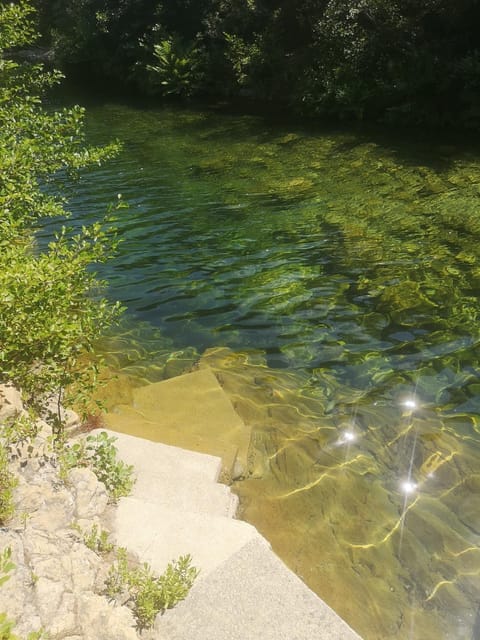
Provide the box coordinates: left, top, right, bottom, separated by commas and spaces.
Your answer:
112, 496, 262, 578
155, 537, 363, 640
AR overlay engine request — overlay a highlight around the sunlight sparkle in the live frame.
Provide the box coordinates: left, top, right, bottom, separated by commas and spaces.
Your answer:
401, 480, 417, 495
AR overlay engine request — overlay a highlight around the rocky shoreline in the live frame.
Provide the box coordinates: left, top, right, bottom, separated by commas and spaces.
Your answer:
0, 385, 145, 640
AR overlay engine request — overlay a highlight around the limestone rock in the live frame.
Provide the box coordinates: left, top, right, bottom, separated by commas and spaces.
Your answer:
41, 395, 80, 430
1, 421, 167, 640
0, 384, 24, 422
17, 484, 75, 532
69, 544, 102, 592
25, 529, 71, 567
68, 467, 109, 519
0, 532, 29, 623
64, 408, 81, 430
37, 584, 78, 637
78, 594, 139, 640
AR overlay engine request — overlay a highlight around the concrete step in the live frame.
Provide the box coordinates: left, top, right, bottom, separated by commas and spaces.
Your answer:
154, 537, 363, 640
129, 469, 238, 518
100, 429, 223, 484
98, 429, 238, 518
111, 496, 263, 578
104, 367, 251, 480
105, 404, 241, 481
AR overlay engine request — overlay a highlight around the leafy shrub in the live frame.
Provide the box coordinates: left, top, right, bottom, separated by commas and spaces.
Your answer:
60, 431, 134, 500
103, 546, 130, 600
0, 1, 123, 439
1, 414, 38, 450
105, 547, 198, 630
146, 37, 205, 97
74, 523, 114, 555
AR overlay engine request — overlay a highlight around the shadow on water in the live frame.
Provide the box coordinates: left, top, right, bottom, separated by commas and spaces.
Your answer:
50, 79, 480, 173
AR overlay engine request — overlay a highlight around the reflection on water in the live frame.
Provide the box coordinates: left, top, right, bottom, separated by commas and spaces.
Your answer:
43, 99, 480, 639
200, 347, 480, 640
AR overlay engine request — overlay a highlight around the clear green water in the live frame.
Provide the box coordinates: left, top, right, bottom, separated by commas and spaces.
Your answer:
45, 100, 480, 639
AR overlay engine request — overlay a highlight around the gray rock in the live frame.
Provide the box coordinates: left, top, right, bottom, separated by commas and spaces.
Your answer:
0, 532, 29, 624
69, 544, 102, 592
19, 486, 75, 533
35, 578, 79, 637
68, 468, 109, 519
78, 594, 139, 640
0, 410, 149, 640
0, 384, 24, 422
41, 397, 81, 432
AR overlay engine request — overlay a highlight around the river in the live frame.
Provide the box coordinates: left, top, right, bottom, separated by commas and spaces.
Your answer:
43, 96, 480, 640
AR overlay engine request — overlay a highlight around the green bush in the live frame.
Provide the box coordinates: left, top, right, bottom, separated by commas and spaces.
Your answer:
74, 522, 114, 555
0, 1, 123, 439
2, 413, 38, 450
104, 547, 198, 630
146, 36, 205, 97
60, 431, 134, 500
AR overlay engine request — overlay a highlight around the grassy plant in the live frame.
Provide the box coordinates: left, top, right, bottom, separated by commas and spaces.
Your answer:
104, 548, 198, 629
74, 523, 114, 555
104, 547, 130, 600
60, 431, 134, 501
0, 445, 17, 525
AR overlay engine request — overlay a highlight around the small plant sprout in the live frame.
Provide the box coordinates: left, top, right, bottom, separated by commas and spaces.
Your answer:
0, 547, 15, 587
74, 523, 114, 555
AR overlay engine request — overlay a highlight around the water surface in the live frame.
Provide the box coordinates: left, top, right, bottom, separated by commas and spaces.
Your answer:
45, 100, 480, 640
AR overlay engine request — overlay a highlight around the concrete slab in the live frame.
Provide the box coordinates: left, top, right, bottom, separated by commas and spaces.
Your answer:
104, 368, 251, 479
111, 497, 262, 578
106, 405, 239, 479
154, 537, 363, 640
98, 429, 223, 483
130, 470, 238, 518
93, 430, 238, 518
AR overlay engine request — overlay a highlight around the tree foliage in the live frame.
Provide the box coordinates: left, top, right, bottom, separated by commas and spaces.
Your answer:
0, 1, 122, 428
146, 36, 205, 97
34, 0, 480, 127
